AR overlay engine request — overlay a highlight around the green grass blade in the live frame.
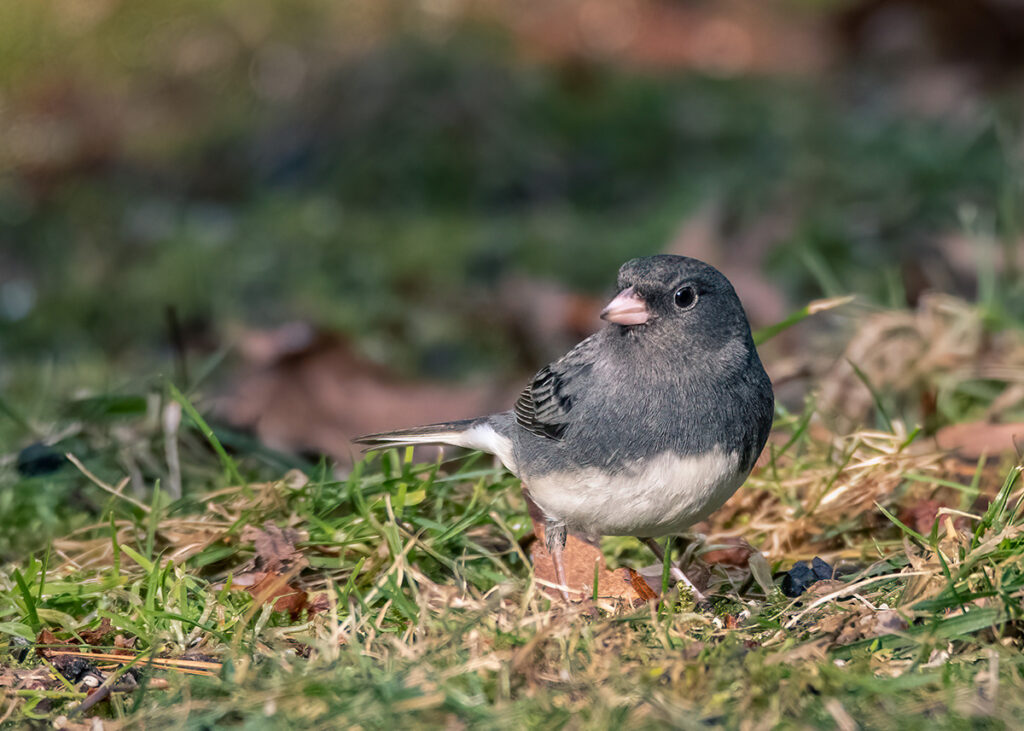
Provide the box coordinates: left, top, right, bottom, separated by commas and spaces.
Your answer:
12, 569, 40, 632
753, 296, 854, 346
847, 359, 894, 432
168, 382, 245, 486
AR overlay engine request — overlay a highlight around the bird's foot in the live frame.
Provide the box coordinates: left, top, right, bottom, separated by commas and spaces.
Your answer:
642, 537, 711, 608
669, 565, 710, 607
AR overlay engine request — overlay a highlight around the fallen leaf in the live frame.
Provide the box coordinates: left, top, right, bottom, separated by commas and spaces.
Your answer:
306, 592, 330, 616
35, 628, 72, 658
872, 609, 909, 636
216, 330, 509, 465
497, 0, 827, 76
244, 572, 308, 619
806, 579, 847, 598
815, 612, 849, 636
495, 274, 603, 365
78, 617, 113, 646
748, 551, 776, 596
899, 499, 948, 535
935, 422, 1024, 460
528, 524, 653, 606
241, 521, 309, 574
833, 607, 910, 646
113, 634, 136, 656
702, 537, 754, 567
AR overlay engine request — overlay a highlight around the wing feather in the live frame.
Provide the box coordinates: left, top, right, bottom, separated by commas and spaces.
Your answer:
514, 334, 600, 440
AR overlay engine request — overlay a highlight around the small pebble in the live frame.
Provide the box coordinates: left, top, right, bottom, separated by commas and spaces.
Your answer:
16, 443, 66, 477
781, 557, 836, 597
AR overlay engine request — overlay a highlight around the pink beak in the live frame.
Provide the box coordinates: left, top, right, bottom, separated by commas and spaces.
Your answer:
600, 286, 649, 326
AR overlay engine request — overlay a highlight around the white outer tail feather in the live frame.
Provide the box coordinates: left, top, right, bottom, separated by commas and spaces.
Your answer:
356, 421, 517, 475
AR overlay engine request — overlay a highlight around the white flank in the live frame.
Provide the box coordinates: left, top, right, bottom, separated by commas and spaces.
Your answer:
524, 447, 744, 537
456, 423, 518, 474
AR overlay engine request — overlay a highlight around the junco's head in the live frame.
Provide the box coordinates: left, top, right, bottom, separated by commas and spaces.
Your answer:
600, 255, 753, 361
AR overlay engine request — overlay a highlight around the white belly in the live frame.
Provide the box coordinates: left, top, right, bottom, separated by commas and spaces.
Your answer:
525, 447, 744, 537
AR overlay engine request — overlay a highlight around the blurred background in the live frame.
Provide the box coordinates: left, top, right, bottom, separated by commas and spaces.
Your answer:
2, 0, 1024, 552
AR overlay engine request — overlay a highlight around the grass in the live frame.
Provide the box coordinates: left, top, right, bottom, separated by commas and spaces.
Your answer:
0, 361, 1022, 727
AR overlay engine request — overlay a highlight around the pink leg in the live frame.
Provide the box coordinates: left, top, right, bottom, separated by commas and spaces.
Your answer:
546, 522, 570, 601
523, 488, 572, 600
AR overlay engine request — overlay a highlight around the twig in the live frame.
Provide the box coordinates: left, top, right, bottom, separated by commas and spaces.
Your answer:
46, 650, 221, 674
64, 454, 151, 513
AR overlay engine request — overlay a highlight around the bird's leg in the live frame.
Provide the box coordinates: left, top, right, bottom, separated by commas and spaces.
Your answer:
522, 488, 572, 601
642, 537, 708, 604
545, 522, 570, 601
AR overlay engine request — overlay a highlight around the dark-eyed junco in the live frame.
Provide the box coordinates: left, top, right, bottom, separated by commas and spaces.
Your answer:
356, 255, 773, 600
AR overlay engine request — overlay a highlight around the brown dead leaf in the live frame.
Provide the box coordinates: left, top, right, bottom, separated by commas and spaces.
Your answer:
935, 422, 1024, 460
529, 523, 653, 606
834, 607, 910, 646
113, 634, 136, 656
898, 499, 970, 536
815, 612, 849, 637
830, 605, 876, 645
872, 609, 909, 636
241, 521, 309, 574
216, 330, 509, 464
217, 567, 309, 619
495, 275, 603, 366
307, 592, 331, 616
494, 0, 827, 76
78, 617, 113, 646
702, 537, 754, 567
244, 572, 308, 619
35, 628, 72, 658
899, 499, 946, 535
806, 579, 847, 598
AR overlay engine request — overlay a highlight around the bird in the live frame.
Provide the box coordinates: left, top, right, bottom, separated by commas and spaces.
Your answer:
355, 255, 774, 601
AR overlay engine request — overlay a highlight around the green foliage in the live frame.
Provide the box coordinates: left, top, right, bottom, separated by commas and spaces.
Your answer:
4, 24, 1024, 376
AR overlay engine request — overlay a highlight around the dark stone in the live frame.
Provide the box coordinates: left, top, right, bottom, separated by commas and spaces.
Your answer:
781, 557, 835, 598
15, 443, 66, 477
811, 556, 835, 581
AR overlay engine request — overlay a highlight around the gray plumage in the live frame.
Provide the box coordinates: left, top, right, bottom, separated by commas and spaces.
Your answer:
356, 255, 773, 592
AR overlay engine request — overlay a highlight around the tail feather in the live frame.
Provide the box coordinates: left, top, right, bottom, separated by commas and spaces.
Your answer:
354, 416, 517, 473
353, 418, 486, 450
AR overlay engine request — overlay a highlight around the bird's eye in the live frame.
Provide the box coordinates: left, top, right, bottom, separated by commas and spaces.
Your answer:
674, 285, 698, 309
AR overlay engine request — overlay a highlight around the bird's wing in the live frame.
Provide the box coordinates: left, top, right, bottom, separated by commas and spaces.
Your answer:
513, 334, 600, 440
